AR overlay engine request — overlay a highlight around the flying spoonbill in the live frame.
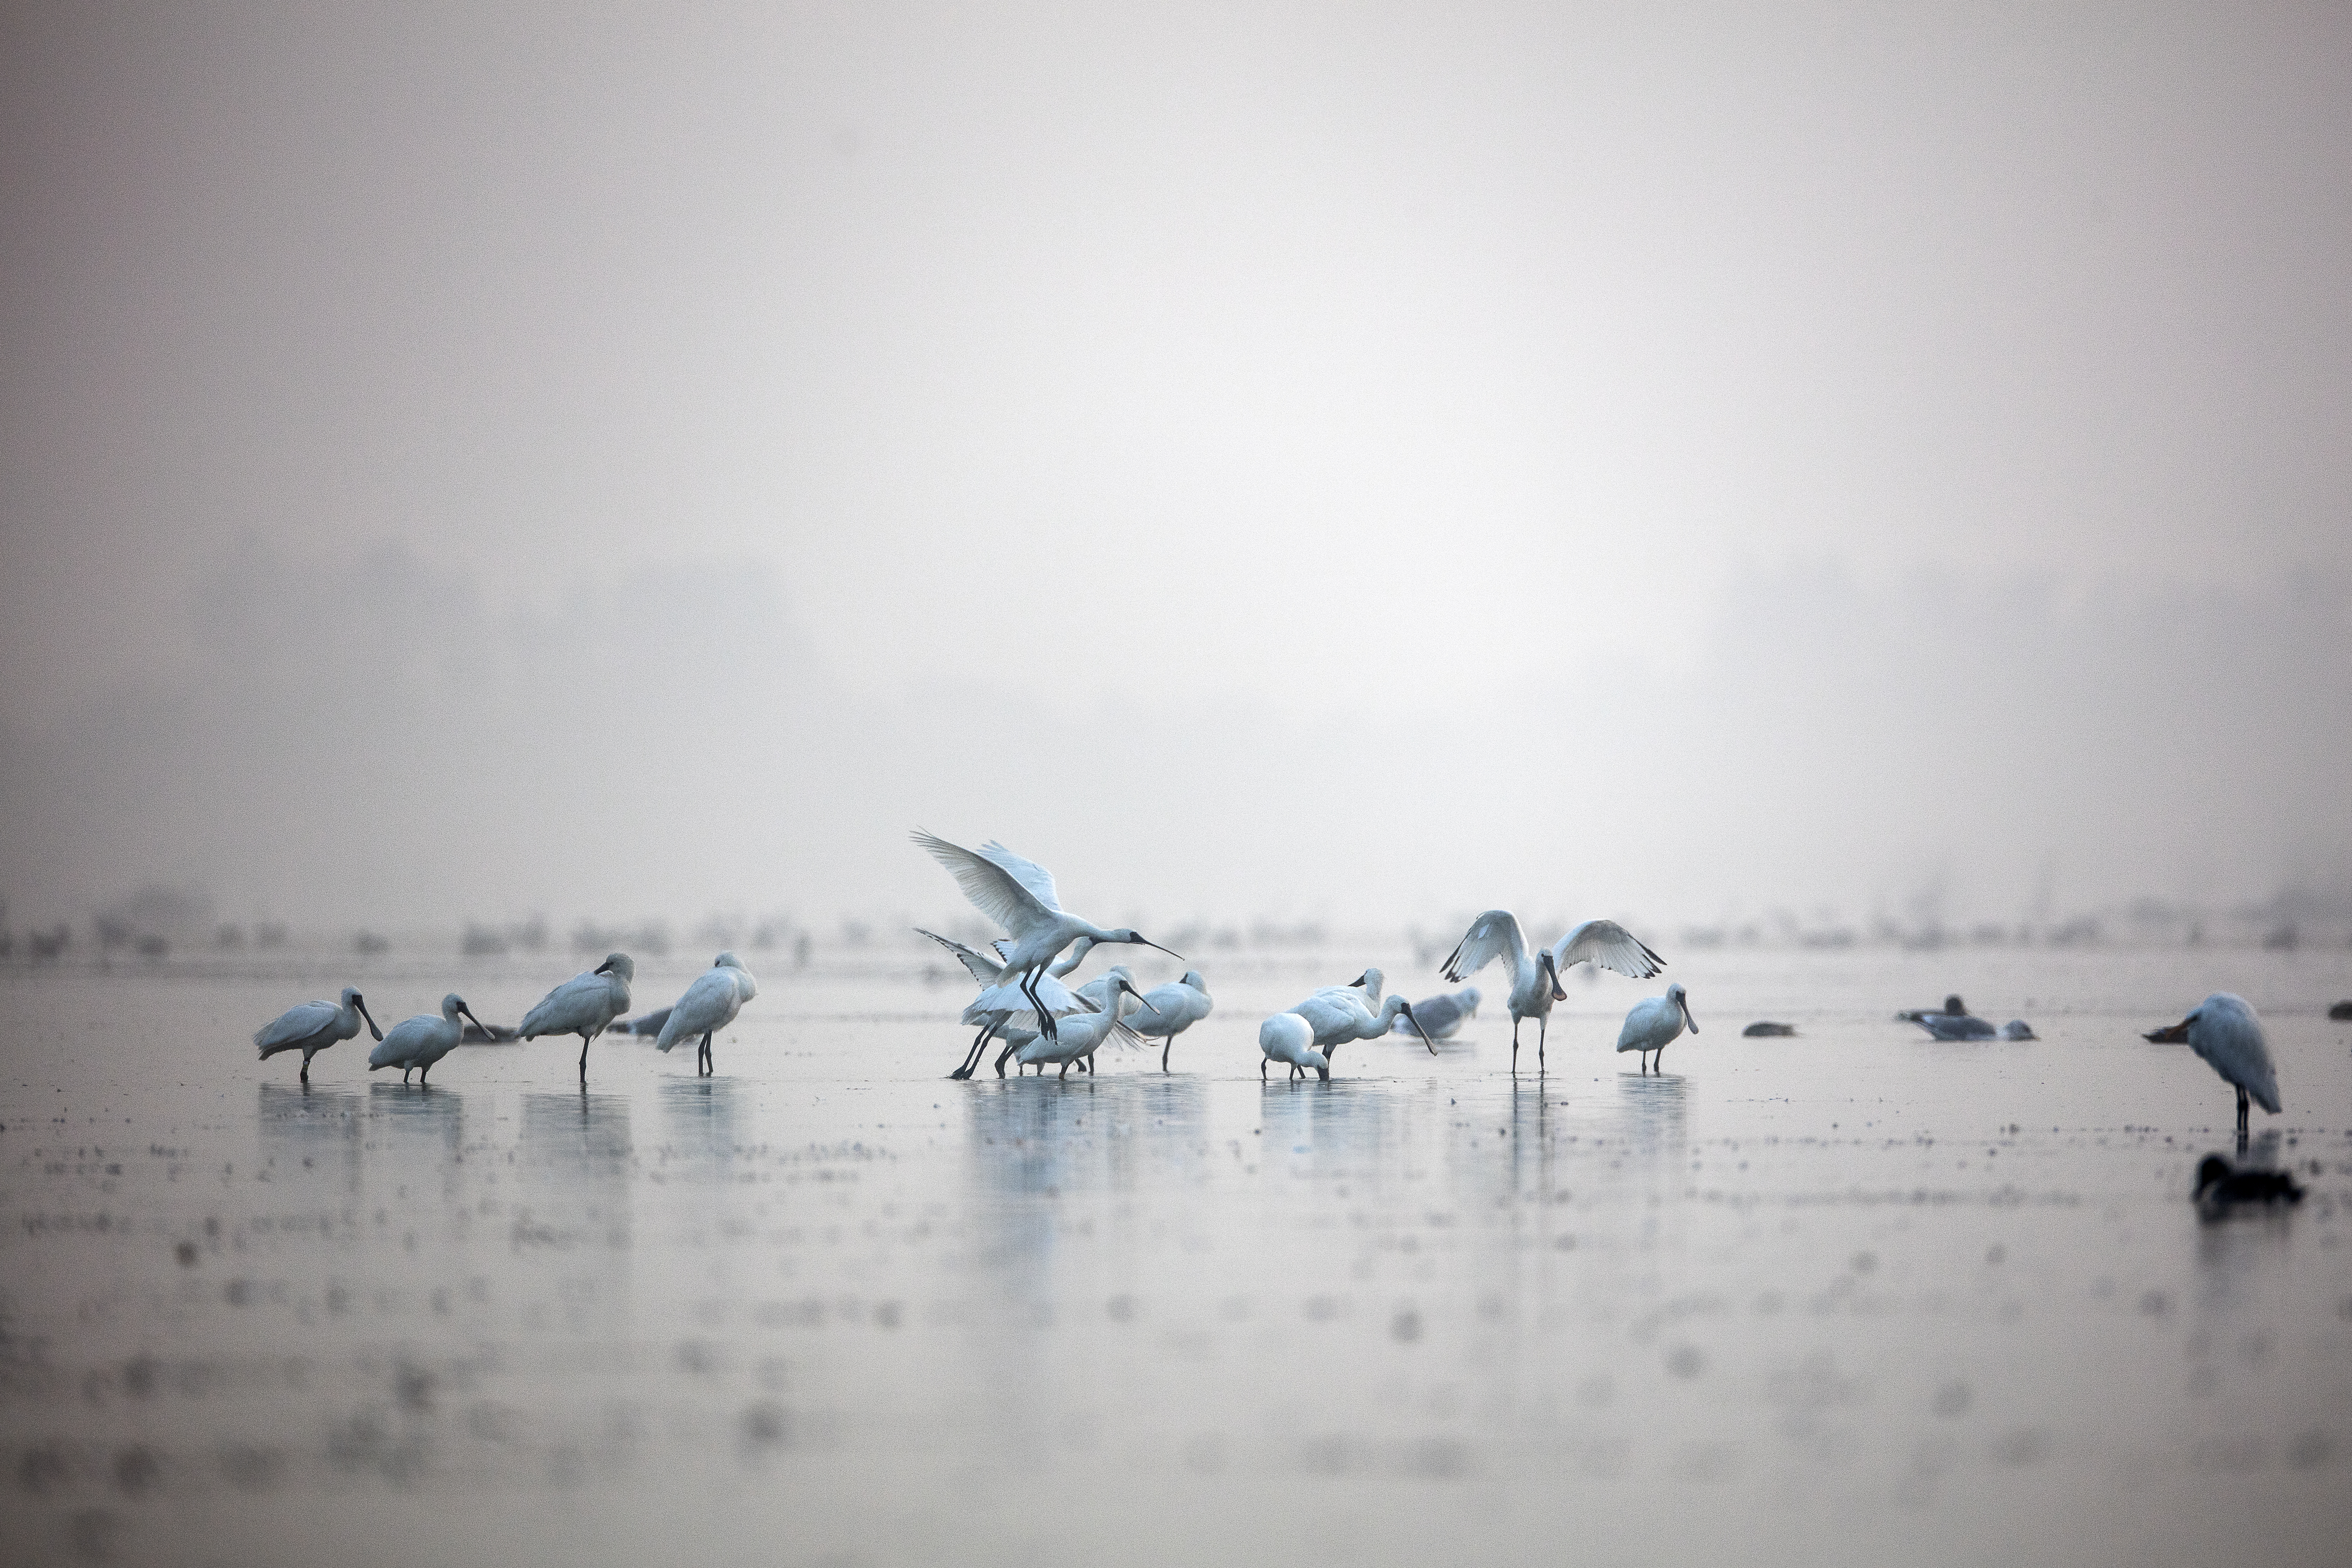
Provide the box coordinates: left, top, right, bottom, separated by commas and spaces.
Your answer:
1013, 975, 1151, 1079
1392, 986, 1479, 1041
1442, 912, 1665, 1071
1617, 983, 1697, 1073
916, 927, 1097, 1077
254, 987, 382, 1083
519, 953, 634, 1080
657, 952, 758, 1075
912, 831, 1181, 1049
2145, 992, 2281, 1144
369, 994, 490, 1086
1126, 971, 1213, 1071
1259, 1012, 1329, 1082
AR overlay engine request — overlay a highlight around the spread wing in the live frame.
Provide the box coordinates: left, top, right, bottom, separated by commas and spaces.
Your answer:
1442, 911, 1525, 982
915, 927, 1004, 985
1551, 919, 1664, 979
255, 999, 335, 1051
976, 840, 1063, 912
913, 829, 1054, 933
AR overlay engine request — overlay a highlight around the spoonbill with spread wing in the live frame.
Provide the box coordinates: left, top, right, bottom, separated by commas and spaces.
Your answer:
1441, 912, 1664, 1072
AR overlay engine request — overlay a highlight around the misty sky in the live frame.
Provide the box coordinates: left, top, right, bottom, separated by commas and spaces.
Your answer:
2, 2, 2348, 933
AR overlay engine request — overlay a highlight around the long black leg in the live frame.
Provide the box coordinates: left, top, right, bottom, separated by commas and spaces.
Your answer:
1538, 1014, 1548, 1073
2236, 1085, 2250, 1152
300, 1058, 310, 1084
1261, 1058, 1269, 1081
1162, 1036, 1172, 1073
701, 1031, 713, 1075
993, 1031, 1022, 1077
578, 1032, 590, 1080
1511, 1018, 1521, 1074
1025, 967, 1059, 1045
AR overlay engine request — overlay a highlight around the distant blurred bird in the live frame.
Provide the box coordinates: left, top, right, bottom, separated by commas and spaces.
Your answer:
619, 1006, 672, 1038
255, 987, 381, 1083
1259, 1012, 1329, 1083
1392, 987, 1479, 1040
1742, 1021, 1796, 1038
369, 994, 490, 1086
2329, 1000, 2352, 1021
1912, 1011, 1998, 1040
519, 953, 633, 1080
912, 831, 1181, 1052
1896, 994, 1969, 1023
2146, 992, 2281, 1143
657, 952, 759, 1075
1442, 911, 1664, 1072
1126, 971, 1214, 1071
2193, 1153, 2303, 1217
1999, 1020, 2036, 1041
1617, 984, 1698, 1073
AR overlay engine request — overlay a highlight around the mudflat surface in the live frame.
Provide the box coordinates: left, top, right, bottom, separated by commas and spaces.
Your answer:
2, 947, 2348, 1566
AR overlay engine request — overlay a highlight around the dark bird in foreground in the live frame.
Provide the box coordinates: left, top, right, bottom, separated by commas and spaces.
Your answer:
2330, 1000, 2352, 1021
2193, 1154, 2304, 1217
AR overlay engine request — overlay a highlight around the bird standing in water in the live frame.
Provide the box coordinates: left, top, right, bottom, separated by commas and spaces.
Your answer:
657, 952, 758, 1075
254, 987, 382, 1083
519, 953, 634, 1081
1442, 912, 1665, 1072
2146, 992, 2280, 1148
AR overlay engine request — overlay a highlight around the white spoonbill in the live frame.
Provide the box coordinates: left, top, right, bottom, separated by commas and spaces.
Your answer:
917, 927, 1098, 1078
657, 952, 758, 1075
519, 953, 634, 1080
1442, 912, 1665, 1072
913, 831, 1182, 1049
997, 964, 1134, 1076
2145, 992, 2281, 1143
1126, 970, 1214, 1072
369, 994, 490, 1086
1012, 975, 1151, 1079
254, 987, 382, 1083
1392, 986, 1479, 1041
1259, 1012, 1329, 1083
1617, 983, 1697, 1073
1289, 968, 1438, 1071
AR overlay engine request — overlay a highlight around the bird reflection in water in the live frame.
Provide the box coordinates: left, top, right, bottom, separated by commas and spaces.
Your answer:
659, 1077, 744, 1179
257, 1083, 362, 1194
363, 1080, 465, 1203
1259, 1079, 1400, 1189
968, 1074, 1204, 1201
515, 1092, 634, 1336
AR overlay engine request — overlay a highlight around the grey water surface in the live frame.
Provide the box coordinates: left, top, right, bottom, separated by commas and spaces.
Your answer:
2, 948, 2348, 1566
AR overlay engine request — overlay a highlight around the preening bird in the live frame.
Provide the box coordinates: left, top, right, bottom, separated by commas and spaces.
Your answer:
1616, 983, 1697, 1073
1012, 975, 1151, 1079
2146, 992, 2281, 1143
1442, 912, 1665, 1071
1125, 971, 1214, 1071
1392, 987, 1479, 1040
368, 994, 489, 1086
916, 927, 1098, 1078
913, 831, 1181, 1054
519, 953, 634, 1080
1259, 1012, 1329, 1083
1288, 968, 1438, 1071
254, 987, 381, 1082
657, 952, 758, 1075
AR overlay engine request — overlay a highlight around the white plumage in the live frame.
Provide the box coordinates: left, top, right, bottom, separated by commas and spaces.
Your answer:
1616, 983, 1697, 1073
1286, 968, 1437, 1072
254, 987, 381, 1082
519, 953, 634, 1080
1443, 910, 1664, 1072
1259, 1012, 1329, 1083
1012, 976, 1149, 1079
1392, 987, 1479, 1040
368, 994, 488, 1086
2146, 992, 2281, 1140
657, 952, 758, 1075
917, 926, 1098, 1078
1125, 971, 1214, 1072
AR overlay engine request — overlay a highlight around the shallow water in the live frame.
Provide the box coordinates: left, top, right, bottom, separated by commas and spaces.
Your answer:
2, 947, 2348, 1567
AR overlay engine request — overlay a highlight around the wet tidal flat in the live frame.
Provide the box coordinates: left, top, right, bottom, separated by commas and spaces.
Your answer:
2, 949, 2350, 1567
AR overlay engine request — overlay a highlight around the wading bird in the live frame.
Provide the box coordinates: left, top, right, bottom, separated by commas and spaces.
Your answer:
916, 928, 1098, 1077
657, 953, 758, 1075
1617, 983, 1698, 1073
369, 994, 490, 1086
1013, 975, 1151, 1079
1442, 912, 1665, 1072
1290, 968, 1438, 1071
1259, 1012, 1329, 1083
1127, 971, 1214, 1071
254, 987, 382, 1083
1391, 986, 1479, 1040
519, 953, 634, 1080
2145, 992, 2281, 1145
913, 832, 1181, 1054
997, 964, 1133, 1076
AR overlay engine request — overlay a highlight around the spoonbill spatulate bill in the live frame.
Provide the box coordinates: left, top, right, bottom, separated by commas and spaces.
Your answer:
915, 927, 1097, 1078
1126, 970, 1214, 1071
1442, 912, 1665, 1072
369, 994, 490, 1086
1012, 976, 1152, 1079
519, 953, 634, 1080
1617, 983, 1697, 1073
2146, 992, 2281, 1144
1259, 1012, 1329, 1083
657, 952, 758, 1075
255, 987, 382, 1082
995, 966, 1134, 1076
912, 830, 1182, 1051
